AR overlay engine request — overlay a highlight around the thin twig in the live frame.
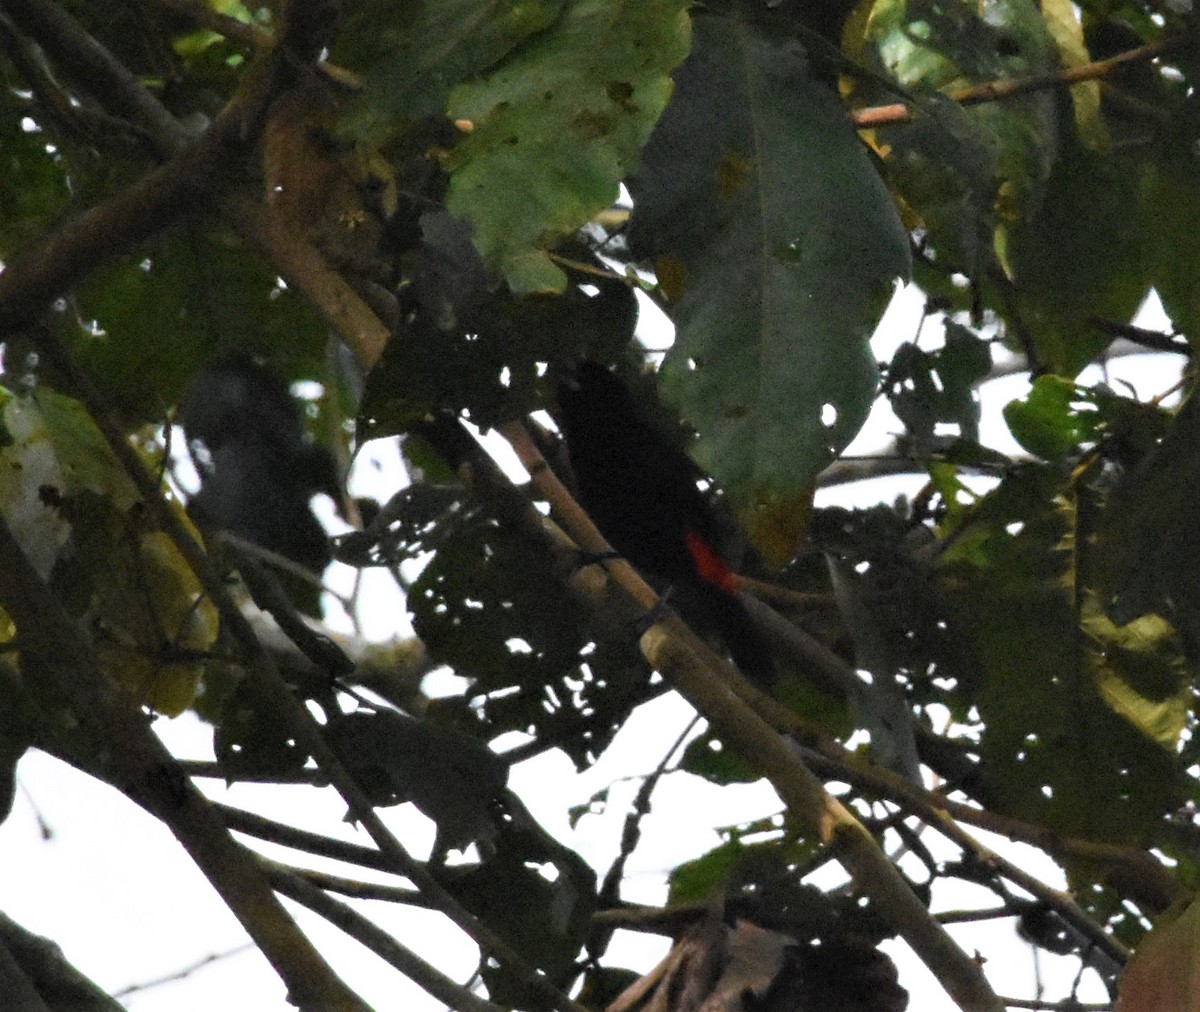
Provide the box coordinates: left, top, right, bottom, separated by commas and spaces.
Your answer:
111, 944, 257, 999
852, 34, 1191, 128
265, 864, 506, 1012
143, 0, 274, 50
589, 715, 700, 958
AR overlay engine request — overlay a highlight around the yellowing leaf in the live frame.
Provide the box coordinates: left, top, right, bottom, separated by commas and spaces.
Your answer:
1041, 0, 1107, 149
95, 527, 218, 717
742, 487, 814, 571
0, 390, 73, 580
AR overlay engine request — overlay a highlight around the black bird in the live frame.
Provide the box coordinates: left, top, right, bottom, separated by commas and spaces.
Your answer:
182, 354, 337, 609
556, 362, 774, 682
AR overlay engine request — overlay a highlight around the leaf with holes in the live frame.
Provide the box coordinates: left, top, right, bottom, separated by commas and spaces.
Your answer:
629, 14, 910, 502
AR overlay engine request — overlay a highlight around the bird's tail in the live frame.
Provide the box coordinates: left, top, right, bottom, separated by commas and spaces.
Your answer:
690, 582, 776, 685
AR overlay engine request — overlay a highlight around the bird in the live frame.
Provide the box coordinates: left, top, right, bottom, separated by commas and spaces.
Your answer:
181, 354, 338, 612
555, 361, 774, 682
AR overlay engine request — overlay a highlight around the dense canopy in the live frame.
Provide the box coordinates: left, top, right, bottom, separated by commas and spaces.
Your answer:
0, 0, 1197, 1009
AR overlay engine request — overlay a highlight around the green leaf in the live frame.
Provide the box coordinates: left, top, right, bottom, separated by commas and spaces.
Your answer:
1003, 376, 1159, 463
0, 387, 217, 715
938, 465, 1188, 842
325, 710, 508, 853
680, 731, 760, 786
630, 14, 910, 501
1144, 160, 1200, 348
445, 828, 595, 1009
1041, 0, 1106, 148
72, 225, 327, 424
90, 530, 218, 717
1116, 897, 1200, 1011
1094, 393, 1200, 646
337, 0, 565, 132
865, 0, 1059, 308
214, 680, 311, 779
444, 0, 692, 292
1083, 602, 1190, 751
1005, 139, 1151, 374
885, 323, 991, 447
878, 95, 999, 285
410, 511, 652, 768
0, 388, 136, 580
668, 838, 747, 905
1003, 376, 1100, 461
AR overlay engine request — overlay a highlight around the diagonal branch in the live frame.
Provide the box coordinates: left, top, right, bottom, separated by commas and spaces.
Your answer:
0, 515, 371, 1010
0, 0, 277, 332
495, 422, 1004, 1012
1, 0, 187, 153
0, 7, 585, 1005
852, 33, 1193, 129
266, 864, 506, 1012
35, 317, 588, 1012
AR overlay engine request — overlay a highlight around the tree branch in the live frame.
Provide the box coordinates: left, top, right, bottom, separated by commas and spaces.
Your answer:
0, 0, 187, 153
0, 8, 582, 1000
0, 516, 370, 1010
0, 910, 119, 1011
264, 864, 506, 1012
0, 0, 280, 332
852, 33, 1193, 129
499, 423, 1004, 1012
34, 321, 588, 1012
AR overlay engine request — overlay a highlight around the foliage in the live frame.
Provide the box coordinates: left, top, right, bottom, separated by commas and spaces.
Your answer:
0, 0, 1197, 1009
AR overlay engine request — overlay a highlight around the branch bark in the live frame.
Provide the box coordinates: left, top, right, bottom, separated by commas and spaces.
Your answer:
497, 422, 1004, 1012
0, 515, 371, 1010
0, 6, 585, 1005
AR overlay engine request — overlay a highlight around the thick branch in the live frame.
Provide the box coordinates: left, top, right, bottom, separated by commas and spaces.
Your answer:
227, 194, 392, 369
0, 516, 370, 1010
499, 423, 1003, 1012
1, 0, 187, 153
0, 6, 578, 999
0, 0, 281, 332
0, 911, 121, 1011
34, 325, 587, 1012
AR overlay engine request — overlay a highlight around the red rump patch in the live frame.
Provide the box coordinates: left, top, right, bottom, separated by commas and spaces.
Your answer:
684, 531, 739, 594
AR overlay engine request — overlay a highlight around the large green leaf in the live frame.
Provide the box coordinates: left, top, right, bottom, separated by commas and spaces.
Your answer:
938, 466, 1189, 842
337, 0, 565, 133
1144, 160, 1200, 349
409, 510, 653, 768
1095, 393, 1200, 648
629, 14, 910, 500
1005, 139, 1151, 374
445, 0, 692, 292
